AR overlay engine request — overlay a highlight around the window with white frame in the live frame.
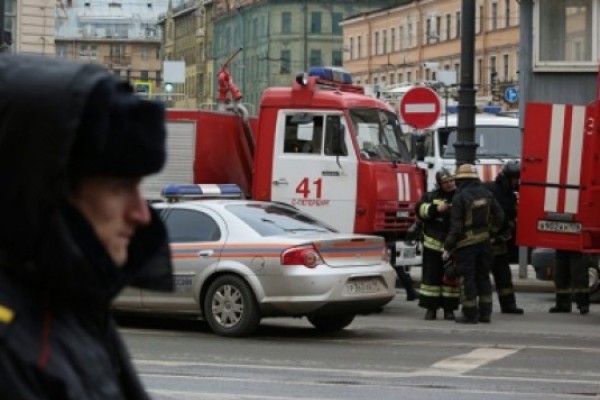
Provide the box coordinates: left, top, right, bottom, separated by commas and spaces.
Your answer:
534, 0, 599, 70
349, 37, 354, 60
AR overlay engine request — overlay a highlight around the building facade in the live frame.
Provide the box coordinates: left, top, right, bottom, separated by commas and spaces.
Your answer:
159, 0, 214, 108
211, 0, 403, 112
54, 0, 167, 92
4, 0, 55, 54
342, 0, 520, 103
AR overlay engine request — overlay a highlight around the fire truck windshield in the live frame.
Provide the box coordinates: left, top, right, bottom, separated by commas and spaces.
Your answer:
440, 125, 522, 159
349, 108, 411, 162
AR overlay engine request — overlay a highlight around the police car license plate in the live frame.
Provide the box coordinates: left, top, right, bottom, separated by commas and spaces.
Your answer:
537, 220, 582, 234
346, 278, 382, 294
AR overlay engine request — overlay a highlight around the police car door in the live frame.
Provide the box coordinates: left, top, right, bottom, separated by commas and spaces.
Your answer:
271, 112, 358, 232
141, 205, 225, 311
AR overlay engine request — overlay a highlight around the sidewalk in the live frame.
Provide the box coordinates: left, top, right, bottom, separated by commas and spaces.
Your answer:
408, 264, 554, 293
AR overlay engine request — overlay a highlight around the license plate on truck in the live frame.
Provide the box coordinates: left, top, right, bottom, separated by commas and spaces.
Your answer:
537, 220, 582, 234
346, 278, 383, 294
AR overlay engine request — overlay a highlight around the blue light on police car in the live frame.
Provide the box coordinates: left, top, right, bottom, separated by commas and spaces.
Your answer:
308, 66, 352, 84
161, 183, 243, 200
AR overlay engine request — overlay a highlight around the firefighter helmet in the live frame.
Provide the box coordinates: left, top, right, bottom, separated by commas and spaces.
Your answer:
502, 160, 520, 179
454, 164, 479, 180
435, 168, 454, 185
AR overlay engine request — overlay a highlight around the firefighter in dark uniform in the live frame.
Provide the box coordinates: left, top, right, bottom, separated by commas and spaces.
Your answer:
416, 168, 460, 320
550, 250, 590, 314
484, 161, 524, 314
444, 164, 504, 324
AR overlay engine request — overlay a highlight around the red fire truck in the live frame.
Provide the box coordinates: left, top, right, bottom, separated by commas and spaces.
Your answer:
143, 67, 426, 269
517, 87, 600, 295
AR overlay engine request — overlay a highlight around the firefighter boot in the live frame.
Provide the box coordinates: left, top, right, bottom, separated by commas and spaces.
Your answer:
443, 309, 455, 321
501, 304, 524, 314
424, 309, 437, 320
575, 292, 590, 315
549, 293, 572, 313
455, 307, 478, 324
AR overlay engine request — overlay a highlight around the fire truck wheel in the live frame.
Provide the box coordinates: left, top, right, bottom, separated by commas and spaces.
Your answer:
203, 275, 260, 337
307, 314, 355, 332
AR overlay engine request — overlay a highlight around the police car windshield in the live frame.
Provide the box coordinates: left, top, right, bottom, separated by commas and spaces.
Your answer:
225, 203, 336, 237
440, 126, 521, 158
349, 108, 411, 162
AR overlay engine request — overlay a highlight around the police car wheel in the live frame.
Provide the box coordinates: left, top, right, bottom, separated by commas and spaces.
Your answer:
307, 314, 355, 332
203, 275, 260, 337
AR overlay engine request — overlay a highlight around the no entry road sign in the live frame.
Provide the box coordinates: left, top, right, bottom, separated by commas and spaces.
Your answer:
399, 86, 441, 129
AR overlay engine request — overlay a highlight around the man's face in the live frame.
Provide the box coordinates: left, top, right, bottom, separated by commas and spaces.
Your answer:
441, 179, 456, 192
70, 176, 151, 266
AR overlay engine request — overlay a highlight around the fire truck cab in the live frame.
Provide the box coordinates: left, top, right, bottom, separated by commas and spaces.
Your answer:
414, 112, 521, 190
143, 67, 426, 269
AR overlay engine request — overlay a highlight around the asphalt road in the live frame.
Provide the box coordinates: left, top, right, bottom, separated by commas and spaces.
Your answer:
117, 291, 600, 400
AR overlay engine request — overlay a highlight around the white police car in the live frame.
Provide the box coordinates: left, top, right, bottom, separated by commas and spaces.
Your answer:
113, 184, 397, 337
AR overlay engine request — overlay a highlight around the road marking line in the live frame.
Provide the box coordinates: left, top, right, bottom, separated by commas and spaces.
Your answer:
411, 347, 519, 376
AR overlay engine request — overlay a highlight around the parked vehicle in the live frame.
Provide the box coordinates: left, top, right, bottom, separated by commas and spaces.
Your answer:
414, 113, 521, 190
114, 184, 397, 337
517, 82, 600, 301
142, 66, 426, 271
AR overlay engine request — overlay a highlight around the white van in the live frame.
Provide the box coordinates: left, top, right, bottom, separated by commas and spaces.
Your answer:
415, 113, 521, 190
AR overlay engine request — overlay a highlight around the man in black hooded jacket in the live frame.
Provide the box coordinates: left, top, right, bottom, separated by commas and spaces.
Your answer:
0, 55, 173, 399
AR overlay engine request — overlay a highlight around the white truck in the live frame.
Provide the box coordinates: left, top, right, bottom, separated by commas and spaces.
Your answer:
414, 113, 521, 190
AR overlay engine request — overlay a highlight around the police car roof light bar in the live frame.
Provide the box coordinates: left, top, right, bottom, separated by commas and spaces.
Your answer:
161, 183, 243, 200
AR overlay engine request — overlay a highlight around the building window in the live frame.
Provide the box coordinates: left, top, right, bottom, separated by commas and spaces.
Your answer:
332, 49, 342, 66
282, 11, 292, 34
357, 36, 362, 58
141, 45, 149, 60
280, 49, 290, 74
426, 19, 431, 44
382, 29, 387, 54
90, 45, 97, 59
407, 71, 412, 82
397, 72, 403, 83
436, 16, 441, 40
309, 49, 322, 67
399, 25, 404, 50
311, 12, 322, 34
332, 12, 343, 35
503, 54, 510, 81
535, 0, 598, 70
348, 37, 354, 60
446, 14, 451, 41
479, 5, 484, 34
391, 28, 396, 52
492, 2, 498, 30
505, 0, 511, 28
408, 22, 413, 47
56, 44, 67, 58
375, 31, 380, 55
456, 11, 461, 38
140, 71, 149, 81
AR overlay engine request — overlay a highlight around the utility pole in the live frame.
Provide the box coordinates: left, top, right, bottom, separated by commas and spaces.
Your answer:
454, 0, 477, 166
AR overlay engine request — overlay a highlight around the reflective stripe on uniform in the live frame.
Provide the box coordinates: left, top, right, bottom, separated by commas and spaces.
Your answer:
497, 287, 514, 296
442, 286, 461, 298
419, 284, 442, 297
419, 203, 431, 219
423, 235, 444, 251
